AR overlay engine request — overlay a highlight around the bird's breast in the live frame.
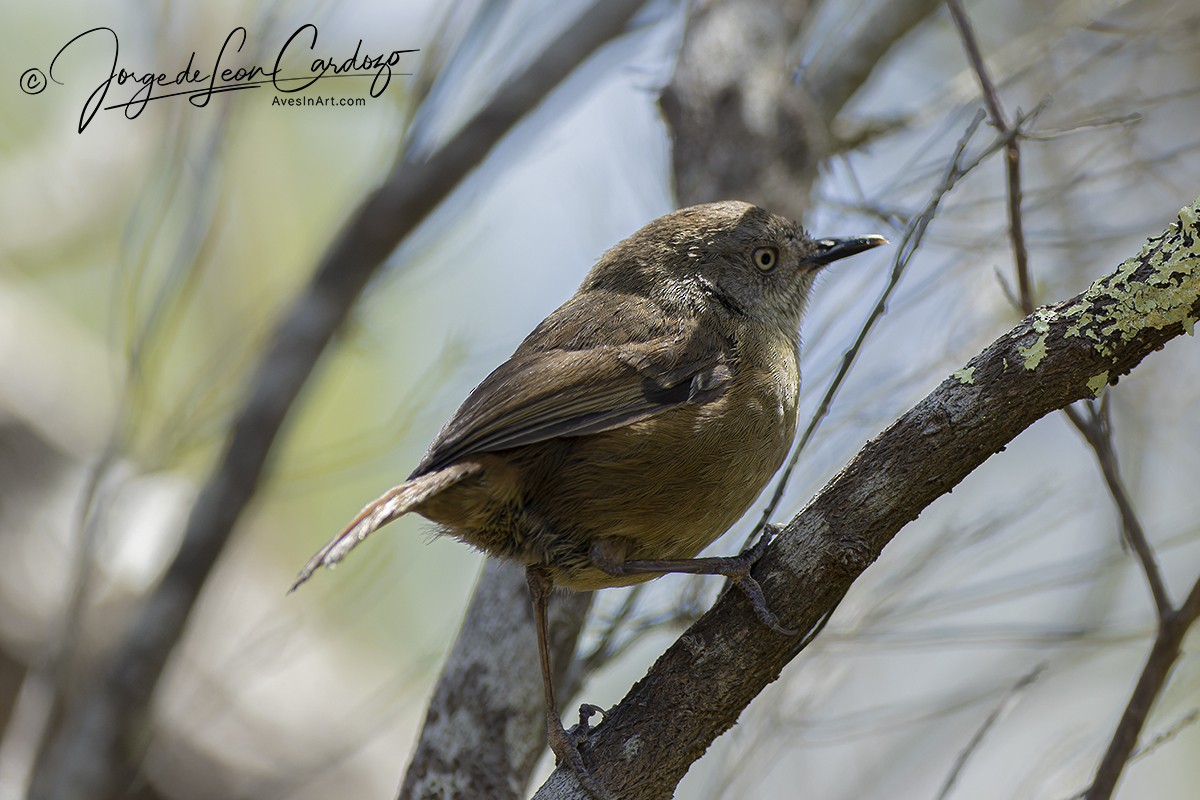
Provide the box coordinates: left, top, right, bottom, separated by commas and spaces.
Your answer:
422, 332, 803, 592
536, 334, 800, 588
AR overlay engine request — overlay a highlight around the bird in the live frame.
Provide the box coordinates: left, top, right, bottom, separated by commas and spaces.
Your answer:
292, 201, 886, 797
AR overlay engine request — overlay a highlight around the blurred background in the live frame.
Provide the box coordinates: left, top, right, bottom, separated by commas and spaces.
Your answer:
1, 0, 1198, 797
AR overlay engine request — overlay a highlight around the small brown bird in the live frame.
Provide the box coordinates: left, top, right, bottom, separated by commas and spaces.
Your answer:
293, 201, 885, 796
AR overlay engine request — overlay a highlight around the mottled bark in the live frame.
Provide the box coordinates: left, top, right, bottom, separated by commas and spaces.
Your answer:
398, 563, 590, 800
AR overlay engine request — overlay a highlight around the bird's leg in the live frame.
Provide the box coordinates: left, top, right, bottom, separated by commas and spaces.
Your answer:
524, 566, 610, 800
589, 525, 796, 636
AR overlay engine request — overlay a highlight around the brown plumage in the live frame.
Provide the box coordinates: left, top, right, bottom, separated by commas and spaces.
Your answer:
293, 201, 885, 797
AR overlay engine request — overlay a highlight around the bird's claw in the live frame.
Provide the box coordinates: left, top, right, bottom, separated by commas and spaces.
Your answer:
729, 524, 797, 636
548, 706, 611, 800
566, 703, 606, 747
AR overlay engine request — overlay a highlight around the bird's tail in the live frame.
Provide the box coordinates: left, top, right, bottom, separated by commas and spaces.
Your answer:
290, 463, 478, 592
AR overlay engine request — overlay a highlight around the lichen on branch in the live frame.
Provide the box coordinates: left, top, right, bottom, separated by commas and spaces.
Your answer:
1063, 197, 1200, 357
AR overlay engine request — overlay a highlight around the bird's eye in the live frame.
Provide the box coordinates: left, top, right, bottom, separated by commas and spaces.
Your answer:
752, 246, 779, 272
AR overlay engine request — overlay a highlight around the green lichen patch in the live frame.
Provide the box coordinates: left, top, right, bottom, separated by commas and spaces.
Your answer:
1063, 197, 1200, 357
1086, 371, 1109, 398
952, 366, 976, 384
1018, 308, 1055, 370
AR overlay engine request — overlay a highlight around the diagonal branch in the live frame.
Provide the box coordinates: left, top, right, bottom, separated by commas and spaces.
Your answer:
751, 108, 996, 542
803, 0, 944, 121
1067, 404, 1173, 618
935, 663, 1046, 800
27, 2, 648, 799
1083, 574, 1200, 800
533, 199, 1200, 799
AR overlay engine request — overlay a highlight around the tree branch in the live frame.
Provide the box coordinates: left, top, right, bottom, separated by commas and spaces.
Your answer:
28, 2, 648, 798
534, 198, 1200, 799
803, 0, 944, 122
1069, 405, 1173, 619
1083, 573, 1200, 800
397, 563, 592, 800
945, 0, 1033, 313
661, 0, 942, 222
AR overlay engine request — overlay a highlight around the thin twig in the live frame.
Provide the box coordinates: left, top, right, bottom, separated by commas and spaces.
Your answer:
752, 108, 1007, 541
582, 608, 692, 674
935, 664, 1046, 800
580, 585, 648, 672
1067, 403, 1172, 617
1130, 709, 1199, 763
945, 7, 1195, 795
1083, 575, 1200, 799
945, 0, 1033, 313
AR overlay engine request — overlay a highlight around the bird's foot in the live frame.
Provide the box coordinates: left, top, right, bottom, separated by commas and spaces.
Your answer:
548, 705, 611, 800
726, 524, 796, 636
566, 703, 606, 746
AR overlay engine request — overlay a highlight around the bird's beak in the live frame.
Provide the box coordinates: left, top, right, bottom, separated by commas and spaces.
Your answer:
809, 235, 888, 266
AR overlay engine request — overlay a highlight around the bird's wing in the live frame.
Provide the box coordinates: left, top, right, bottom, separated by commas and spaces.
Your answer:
414, 320, 731, 475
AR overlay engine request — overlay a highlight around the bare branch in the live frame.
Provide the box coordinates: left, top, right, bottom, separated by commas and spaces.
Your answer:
803, 0, 943, 121
533, 198, 1200, 799
945, 0, 1033, 313
1067, 404, 1173, 618
1083, 573, 1200, 799
1083, 574, 1200, 800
